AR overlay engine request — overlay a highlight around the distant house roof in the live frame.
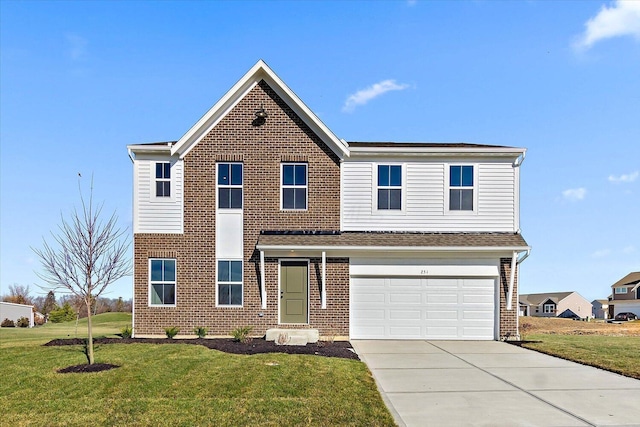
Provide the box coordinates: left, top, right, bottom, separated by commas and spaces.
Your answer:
592, 299, 609, 305
610, 272, 640, 289
519, 292, 574, 306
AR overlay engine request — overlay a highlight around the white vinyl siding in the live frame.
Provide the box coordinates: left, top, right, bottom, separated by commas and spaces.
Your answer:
342, 160, 517, 232
133, 158, 184, 233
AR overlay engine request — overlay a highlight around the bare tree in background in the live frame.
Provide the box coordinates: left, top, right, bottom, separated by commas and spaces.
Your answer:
33, 180, 131, 364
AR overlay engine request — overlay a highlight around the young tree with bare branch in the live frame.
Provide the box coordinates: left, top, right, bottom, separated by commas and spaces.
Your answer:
32, 180, 131, 365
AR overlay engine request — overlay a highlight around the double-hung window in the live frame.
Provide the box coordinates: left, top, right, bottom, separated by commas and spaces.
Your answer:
217, 260, 242, 306
218, 163, 243, 209
155, 162, 171, 197
377, 165, 402, 210
449, 165, 474, 211
149, 259, 176, 306
543, 303, 555, 314
281, 163, 307, 210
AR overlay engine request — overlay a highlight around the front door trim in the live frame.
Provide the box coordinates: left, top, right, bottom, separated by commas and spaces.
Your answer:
278, 259, 310, 325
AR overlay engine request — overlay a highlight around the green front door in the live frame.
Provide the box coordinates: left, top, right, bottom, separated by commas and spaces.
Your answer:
280, 261, 308, 324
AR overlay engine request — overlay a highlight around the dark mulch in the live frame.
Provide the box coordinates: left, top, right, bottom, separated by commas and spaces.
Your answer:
57, 363, 120, 374
505, 340, 543, 347
44, 337, 359, 360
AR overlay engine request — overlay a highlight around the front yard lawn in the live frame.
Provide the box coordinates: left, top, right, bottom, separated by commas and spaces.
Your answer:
0, 314, 395, 426
522, 334, 640, 380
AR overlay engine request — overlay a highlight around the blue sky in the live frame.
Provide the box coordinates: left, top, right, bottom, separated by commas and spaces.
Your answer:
1, 1, 639, 302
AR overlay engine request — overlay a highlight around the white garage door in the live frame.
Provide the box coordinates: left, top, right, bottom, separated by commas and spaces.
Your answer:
350, 277, 496, 340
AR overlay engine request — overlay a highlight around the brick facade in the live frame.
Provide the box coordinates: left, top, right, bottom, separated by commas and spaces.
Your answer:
134, 80, 346, 337
499, 257, 519, 339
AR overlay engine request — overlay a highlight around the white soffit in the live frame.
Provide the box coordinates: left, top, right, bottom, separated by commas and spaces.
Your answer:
170, 59, 349, 159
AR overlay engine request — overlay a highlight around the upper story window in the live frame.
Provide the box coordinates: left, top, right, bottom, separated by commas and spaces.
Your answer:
449, 165, 474, 211
377, 165, 402, 210
217, 260, 243, 306
155, 162, 171, 197
281, 163, 307, 210
218, 163, 243, 209
543, 303, 555, 314
149, 259, 176, 306
614, 287, 628, 294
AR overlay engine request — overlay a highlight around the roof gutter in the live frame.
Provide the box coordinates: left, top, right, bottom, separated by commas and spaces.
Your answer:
255, 244, 531, 253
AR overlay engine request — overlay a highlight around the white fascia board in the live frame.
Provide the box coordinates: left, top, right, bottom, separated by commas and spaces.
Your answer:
348, 146, 526, 158
256, 244, 530, 253
170, 59, 349, 160
127, 144, 173, 159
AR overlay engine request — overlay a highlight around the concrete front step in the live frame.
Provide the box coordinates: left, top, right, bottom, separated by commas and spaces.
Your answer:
265, 328, 319, 345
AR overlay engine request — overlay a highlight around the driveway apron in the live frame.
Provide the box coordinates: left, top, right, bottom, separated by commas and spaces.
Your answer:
351, 340, 640, 427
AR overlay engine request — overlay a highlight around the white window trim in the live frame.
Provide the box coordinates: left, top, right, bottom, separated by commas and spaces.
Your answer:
148, 258, 177, 307
614, 287, 628, 294
373, 163, 406, 214
280, 163, 308, 211
216, 259, 244, 307
150, 161, 175, 202
216, 162, 243, 210
543, 303, 555, 314
277, 258, 310, 325
445, 163, 478, 214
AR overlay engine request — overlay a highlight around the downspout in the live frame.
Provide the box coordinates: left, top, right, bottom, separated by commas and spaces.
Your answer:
507, 248, 531, 310
321, 251, 327, 309
260, 251, 266, 309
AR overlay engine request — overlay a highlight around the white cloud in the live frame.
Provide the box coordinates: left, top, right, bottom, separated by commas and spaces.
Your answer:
592, 248, 612, 258
562, 187, 587, 201
65, 33, 88, 60
574, 0, 640, 50
608, 170, 639, 183
342, 79, 410, 113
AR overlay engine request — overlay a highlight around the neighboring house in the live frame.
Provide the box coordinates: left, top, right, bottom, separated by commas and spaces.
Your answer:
592, 299, 610, 319
127, 60, 530, 341
519, 292, 592, 319
609, 272, 640, 318
0, 301, 34, 327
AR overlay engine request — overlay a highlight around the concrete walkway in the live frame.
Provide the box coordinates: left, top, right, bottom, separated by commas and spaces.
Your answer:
351, 340, 640, 427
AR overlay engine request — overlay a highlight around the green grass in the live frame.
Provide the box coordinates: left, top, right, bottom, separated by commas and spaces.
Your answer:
0, 314, 394, 426
523, 334, 640, 380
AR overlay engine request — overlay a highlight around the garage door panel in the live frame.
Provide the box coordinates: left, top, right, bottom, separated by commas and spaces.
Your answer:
351, 276, 495, 340
426, 294, 458, 304
390, 293, 422, 304
389, 310, 421, 320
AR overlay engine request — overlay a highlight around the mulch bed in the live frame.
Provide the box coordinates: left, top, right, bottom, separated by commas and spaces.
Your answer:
57, 363, 120, 374
44, 337, 360, 360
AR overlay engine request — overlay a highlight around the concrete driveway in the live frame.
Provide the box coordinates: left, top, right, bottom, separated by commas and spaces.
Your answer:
351, 340, 640, 427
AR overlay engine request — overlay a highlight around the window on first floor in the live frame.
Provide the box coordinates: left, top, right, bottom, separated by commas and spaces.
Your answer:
614, 287, 628, 294
149, 259, 176, 306
543, 303, 555, 314
217, 260, 242, 306
281, 163, 307, 210
155, 162, 171, 197
377, 164, 402, 210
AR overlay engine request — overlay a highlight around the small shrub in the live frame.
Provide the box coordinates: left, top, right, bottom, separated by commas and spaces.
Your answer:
49, 303, 76, 323
164, 326, 180, 339
16, 317, 30, 328
1, 318, 15, 327
193, 326, 208, 339
231, 326, 253, 343
120, 326, 133, 339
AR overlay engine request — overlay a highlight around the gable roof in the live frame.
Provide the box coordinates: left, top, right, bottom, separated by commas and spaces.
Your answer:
610, 272, 640, 289
170, 60, 349, 160
519, 292, 574, 306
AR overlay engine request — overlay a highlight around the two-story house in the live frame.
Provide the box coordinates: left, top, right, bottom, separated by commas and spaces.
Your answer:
127, 60, 530, 341
609, 272, 640, 318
